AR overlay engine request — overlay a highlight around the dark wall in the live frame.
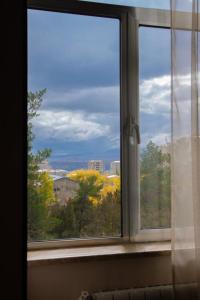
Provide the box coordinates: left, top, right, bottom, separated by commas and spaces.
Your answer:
28, 254, 172, 300
1, 1, 26, 299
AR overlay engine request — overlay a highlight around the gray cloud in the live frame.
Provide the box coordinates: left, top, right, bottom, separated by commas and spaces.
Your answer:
140, 75, 171, 116
33, 110, 111, 142
32, 75, 173, 150
41, 86, 120, 113
28, 10, 120, 90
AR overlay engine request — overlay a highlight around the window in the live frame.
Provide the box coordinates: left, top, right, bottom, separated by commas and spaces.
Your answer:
28, 4, 123, 244
27, 0, 172, 248
139, 27, 171, 230
81, 0, 170, 10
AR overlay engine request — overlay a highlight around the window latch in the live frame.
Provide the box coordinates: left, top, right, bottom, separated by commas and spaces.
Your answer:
125, 116, 140, 146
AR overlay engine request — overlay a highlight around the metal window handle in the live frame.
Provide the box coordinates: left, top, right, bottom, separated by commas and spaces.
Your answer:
125, 116, 140, 145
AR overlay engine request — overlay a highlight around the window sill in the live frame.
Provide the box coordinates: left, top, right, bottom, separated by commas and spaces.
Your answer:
27, 241, 171, 266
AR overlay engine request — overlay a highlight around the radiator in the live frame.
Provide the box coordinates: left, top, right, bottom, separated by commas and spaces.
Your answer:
91, 285, 174, 300
79, 284, 197, 300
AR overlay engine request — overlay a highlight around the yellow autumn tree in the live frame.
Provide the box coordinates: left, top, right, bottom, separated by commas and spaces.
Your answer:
100, 176, 120, 199
37, 172, 56, 206
67, 169, 105, 206
63, 169, 121, 237
98, 176, 121, 236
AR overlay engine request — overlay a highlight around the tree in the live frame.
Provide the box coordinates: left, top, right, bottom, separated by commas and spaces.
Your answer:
67, 169, 105, 237
140, 141, 171, 229
48, 170, 121, 239
98, 176, 121, 236
27, 89, 57, 241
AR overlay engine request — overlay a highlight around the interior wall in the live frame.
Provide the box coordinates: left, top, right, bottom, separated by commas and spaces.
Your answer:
28, 254, 172, 300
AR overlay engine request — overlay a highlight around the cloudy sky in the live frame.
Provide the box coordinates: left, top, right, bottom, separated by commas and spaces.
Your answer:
28, 6, 171, 162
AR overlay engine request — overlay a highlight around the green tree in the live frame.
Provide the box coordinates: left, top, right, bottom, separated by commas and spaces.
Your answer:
49, 170, 121, 239
140, 141, 171, 229
67, 170, 104, 237
27, 89, 57, 241
98, 177, 121, 236
48, 202, 77, 239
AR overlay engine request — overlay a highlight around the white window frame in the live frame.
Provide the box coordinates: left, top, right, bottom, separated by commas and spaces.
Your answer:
27, 0, 175, 250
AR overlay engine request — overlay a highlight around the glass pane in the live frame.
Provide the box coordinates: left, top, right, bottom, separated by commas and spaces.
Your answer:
139, 27, 171, 229
28, 10, 121, 241
81, 0, 170, 10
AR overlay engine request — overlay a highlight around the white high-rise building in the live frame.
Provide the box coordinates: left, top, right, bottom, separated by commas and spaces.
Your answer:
110, 161, 120, 175
88, 160, 104, 173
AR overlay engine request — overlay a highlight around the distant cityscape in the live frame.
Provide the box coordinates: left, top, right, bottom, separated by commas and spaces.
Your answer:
37, 142, 171, 206
39, 159, 120, 176
38, 159, 120, 206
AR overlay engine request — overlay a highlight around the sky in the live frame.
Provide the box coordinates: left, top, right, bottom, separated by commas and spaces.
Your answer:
28, 9, 171, 164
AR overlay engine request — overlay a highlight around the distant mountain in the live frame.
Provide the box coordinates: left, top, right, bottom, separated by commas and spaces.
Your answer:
48, 148, 120, 162
50, 161, 87, 171
49, 160, 116, 172
48, 148, 120, 171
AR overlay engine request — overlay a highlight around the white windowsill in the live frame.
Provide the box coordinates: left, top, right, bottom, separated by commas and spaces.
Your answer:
28, 241, 171, 266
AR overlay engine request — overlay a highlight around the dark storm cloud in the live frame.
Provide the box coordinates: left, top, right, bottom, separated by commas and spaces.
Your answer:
40, 86, 120, 113
33, 136, 120, 161
140, 112, 170, 137
28, 10, 119, 91
139, 27, 171, 80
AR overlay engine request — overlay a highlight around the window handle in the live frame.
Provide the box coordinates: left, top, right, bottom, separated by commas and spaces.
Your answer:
126, 116, 140, 145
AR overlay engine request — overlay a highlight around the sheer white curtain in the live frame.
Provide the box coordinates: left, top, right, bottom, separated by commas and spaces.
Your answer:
171, 0, 200, 298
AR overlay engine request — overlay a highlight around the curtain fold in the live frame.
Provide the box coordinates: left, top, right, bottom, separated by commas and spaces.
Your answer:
171, 0, 200, 298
